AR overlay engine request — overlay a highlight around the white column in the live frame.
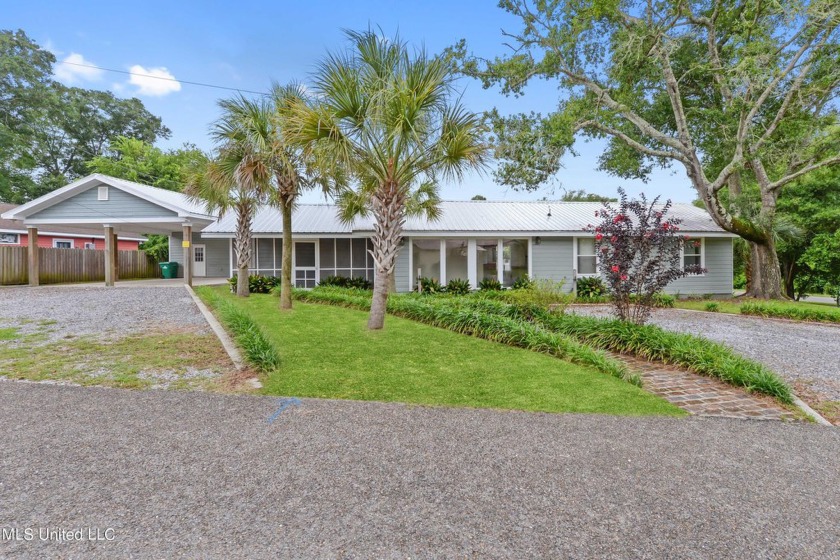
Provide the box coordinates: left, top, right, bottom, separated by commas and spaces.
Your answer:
527, 238, 534, 278
408, 237, 414, 291
467, 239, 477, 289
496, 239, 504, 284
439, 239, 446, 283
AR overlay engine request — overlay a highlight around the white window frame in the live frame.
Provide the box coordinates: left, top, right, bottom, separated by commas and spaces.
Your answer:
573, 236, 599, 278
97, 186, 109, 201
0, 232, 19, 245
681, 237, 705, 275
52, 238, 74, 249
83, 242, 96, 250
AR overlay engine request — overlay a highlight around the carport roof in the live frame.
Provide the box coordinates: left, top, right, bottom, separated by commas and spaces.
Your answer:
0, 174, 218, 235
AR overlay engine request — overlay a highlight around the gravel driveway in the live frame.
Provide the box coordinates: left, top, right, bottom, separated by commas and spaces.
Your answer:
1, 382, 838, 559
569, 306, 840, 402
0, 285, 209, 344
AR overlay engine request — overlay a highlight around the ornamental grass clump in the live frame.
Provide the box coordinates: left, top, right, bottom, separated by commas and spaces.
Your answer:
585, 188, 704, 324
740, 301, 840, 323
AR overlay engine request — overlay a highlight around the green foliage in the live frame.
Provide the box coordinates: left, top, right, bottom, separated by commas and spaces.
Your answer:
318, 275, 372, 290
0, 30, 170, 203
296, 287, 638, 385
504, 278, 571, 314
418, 277, 444, 294
561, 189, 616, 202
445, 278, 472, 295
477, 277, 503, 291
704, 302, 720, 313
87, 137, 207, 191
196, 287, 280, 372
796, 231, 840, 299
740, 301, 840, 324
139, 234, 168, 263
510, 274, 534, 290
229, 275, 281, 295
575, 276, 607, 298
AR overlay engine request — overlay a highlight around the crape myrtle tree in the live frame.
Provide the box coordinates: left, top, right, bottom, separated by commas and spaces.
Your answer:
289, 29, 488, 330
453, 0, 840, 299
585, 188, 705, 324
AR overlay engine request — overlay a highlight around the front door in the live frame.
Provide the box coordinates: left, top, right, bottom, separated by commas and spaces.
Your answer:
193, 244, 206, 277
294, 242, 316, 288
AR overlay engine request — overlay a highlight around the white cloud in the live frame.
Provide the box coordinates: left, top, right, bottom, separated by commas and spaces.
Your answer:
127, 65, 182, 96
53, 52, 103, 83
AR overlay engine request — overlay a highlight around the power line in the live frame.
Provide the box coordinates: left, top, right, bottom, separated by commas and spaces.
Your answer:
56, 60, 271, 96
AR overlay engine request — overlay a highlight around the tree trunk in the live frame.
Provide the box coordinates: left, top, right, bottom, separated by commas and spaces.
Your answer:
746, 239, 784, 299
369, 266, 389, 329
367, 180, 406, 330
280, 199, 293, 310
783, 260, 796, 299
387, 269, 397, 294
234, 202, 253, 297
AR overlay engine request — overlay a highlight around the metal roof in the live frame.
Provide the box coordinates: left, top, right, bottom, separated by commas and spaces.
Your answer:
202, 200, 731, 236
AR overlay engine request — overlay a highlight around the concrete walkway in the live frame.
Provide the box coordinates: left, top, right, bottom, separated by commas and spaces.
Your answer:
1, 382, 838, 559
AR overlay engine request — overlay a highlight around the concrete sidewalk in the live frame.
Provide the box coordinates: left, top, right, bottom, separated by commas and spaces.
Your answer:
1, 382, 838, 559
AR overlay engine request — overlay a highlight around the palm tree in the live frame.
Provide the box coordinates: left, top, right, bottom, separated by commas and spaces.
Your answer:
289, 29, 488, 329
186, 97, 274, 297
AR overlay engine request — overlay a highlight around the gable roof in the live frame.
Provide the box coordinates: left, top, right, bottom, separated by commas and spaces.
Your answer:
0, 174, 217, 222
0, 203, 145, 240
202, 200, 732, 236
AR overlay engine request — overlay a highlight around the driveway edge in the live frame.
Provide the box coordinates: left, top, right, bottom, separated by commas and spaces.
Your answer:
184, 285, 245, 371
793, 396, 834, 426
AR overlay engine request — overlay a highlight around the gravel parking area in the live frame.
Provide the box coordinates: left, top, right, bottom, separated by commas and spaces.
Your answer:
0, 285, 209, 344
0, 382, 838, 559
569, 305, 840, 402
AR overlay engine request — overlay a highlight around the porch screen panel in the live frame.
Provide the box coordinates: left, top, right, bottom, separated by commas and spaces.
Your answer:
319, 239, 335, 279
335, 239, 352, 270
256, 239, 275, 275
273, 241, 283, 272
502, 239, 528, 286
351, 238, 369, 278
476, 239, 498, 283
445, 240, 469, 283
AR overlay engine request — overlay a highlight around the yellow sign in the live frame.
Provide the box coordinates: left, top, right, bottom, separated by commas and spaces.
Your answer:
182, 241, 190, 248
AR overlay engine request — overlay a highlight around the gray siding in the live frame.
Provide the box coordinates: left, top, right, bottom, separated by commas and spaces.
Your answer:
667, 237, 733, 296
31, 183, 177, 220
394, 243, 410, 292
532, 237, 575, 292
169, 233, 229, 278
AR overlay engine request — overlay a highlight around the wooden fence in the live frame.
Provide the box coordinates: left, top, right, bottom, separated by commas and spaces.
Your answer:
0, 246, 160, 285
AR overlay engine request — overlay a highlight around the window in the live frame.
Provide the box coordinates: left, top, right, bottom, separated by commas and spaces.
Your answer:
97, 186, 109, 201
502, 239, 528, 287
53, 239, 74, 249
683, 238, 704, 272
84, 242, 96, 250
319, 238, 374, 282
0, 233, 19, 244
576, 238, 597, 276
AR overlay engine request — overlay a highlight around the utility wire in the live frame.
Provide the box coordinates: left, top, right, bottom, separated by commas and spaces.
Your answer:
56, 60, 271, 96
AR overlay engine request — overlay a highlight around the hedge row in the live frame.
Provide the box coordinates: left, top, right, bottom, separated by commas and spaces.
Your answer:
740, 301, 840, 324
451, 298, 793, 403
196, 287, 281, 372
295, 287, 639, 386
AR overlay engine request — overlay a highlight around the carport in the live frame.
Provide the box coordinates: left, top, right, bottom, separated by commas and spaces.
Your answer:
0, 174, 218, 287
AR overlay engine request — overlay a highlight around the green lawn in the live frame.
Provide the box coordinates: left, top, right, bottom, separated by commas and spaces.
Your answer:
204, 287, 683, 417
675, 298, 838, 315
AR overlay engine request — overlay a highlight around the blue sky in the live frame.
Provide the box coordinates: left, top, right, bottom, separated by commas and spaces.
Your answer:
8, 0, 695, 203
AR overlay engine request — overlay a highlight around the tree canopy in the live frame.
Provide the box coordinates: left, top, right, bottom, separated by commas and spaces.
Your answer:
0, 29, 170, 203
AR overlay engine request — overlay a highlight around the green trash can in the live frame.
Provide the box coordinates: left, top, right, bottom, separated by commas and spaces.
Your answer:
159, 262, 179, 279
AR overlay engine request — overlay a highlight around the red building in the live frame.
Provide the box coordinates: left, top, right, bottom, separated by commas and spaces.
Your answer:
0, 203, 144, 250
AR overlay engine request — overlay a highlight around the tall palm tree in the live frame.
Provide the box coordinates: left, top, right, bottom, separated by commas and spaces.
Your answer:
186, 97, 274, 297
289, 29, 488, 329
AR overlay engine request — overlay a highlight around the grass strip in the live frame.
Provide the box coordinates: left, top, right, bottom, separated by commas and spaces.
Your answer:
740, 301, 840, 324
196, 287, 280, 372
296, 287, 639, 386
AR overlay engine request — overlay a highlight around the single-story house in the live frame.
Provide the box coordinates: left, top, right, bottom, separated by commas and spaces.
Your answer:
0, 203, 145, 250
200, 200, 734, 295
1, 174, 736, 295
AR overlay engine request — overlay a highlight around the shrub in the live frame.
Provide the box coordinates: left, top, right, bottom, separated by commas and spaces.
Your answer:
229, 274, 281, 294
319, 275, 373, 290
632, 292, 675, 308
575, 276, 607, 298
511, 275, 535, 290
477, 277, 503, 291
740, 301, 840, 324
505, 278, 571, 314
584, 188, 705, 324
196, 288, 280, 372
419, 277, 444, 294
705, 302, 720, 312
445, 278, 472, 295
296, 287, 637, 385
